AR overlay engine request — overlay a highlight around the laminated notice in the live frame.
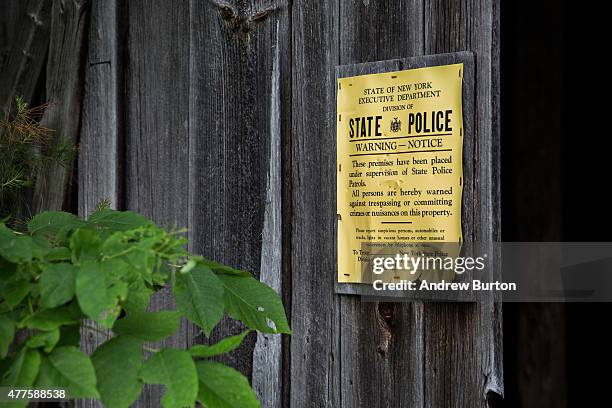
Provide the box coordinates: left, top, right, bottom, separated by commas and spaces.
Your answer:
337, 63, 464, 283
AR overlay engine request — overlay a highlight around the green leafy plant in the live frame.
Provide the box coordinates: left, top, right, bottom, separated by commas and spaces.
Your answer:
0, 209, 290, 408
0, 96, 73, 220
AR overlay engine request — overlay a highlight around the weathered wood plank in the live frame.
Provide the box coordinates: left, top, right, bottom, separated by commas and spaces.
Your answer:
0, 0, 50, 114
78, 0, 123, 216
0, 0, 28, 73
290, 1, 341, 407
422, 1, 503, 406
32, 0, 89, 213
251, 28, 283, 406
293, 1, 501, 407
336, 57, 425, 408
333, 47, 477, 408
188, 0, 290, 391
76, 1, 122, 406
125, 1, 190, 406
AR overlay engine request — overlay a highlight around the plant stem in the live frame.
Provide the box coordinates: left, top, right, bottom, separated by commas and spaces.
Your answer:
83, 323, 111, 336
102, 246, 137, 260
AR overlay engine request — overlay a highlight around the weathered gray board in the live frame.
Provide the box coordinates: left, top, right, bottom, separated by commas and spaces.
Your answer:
0, 0, 50, 115
77, 1, 121, 407
77, 1, 289, 407
291, 1, 501, 407
187, 2, 290, 407
334, 52, 475, 300
124, 2, 191, 406
1, 0, 502, 406
33, 0, 89, 213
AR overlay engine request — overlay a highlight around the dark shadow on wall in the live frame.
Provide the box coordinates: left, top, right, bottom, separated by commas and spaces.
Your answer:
502, 0, 612, 406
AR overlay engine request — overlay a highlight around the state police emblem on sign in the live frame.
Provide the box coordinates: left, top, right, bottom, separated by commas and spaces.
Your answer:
390, 117, 401, 132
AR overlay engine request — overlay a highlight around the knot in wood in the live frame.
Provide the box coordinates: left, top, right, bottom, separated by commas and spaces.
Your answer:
219, 6, 234, 21
218, 6, 251, 34
376, 303, 395, 357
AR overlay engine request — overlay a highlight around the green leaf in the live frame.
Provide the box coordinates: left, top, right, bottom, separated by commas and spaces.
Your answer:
140, 349, 197, 408
25, 329, 60, 353
70, 228, 101, 262
2, 350, 40, 407
0, 357, 11, 393
75, 261, 107, 318
1, 348, 41, 387
56, 324, 81, 347
75, 262, 122, 327
0, 278, 29, 308
0, 223, 16, 258
0, 235, 36, 263
196, 361, 259, 408
28, 211, 86, 236
0, 256, 17, 281
23, 304, 80, 331
88, 209, 151, 231
0, 315, 15, 358
44, 247, 71, 261
218, 275, 291, 334
174, 265, 224, 337
105, 282, 128, 321
0, 222, 15, 242
113, 311, 180, 342
123, 283, 153, 313
35, 346, 99, 398
202, 258, 251, 277
189, 331, 250, 358
92, 336, 143, 408
180, 258, 197, 274
40, 263, 76, 308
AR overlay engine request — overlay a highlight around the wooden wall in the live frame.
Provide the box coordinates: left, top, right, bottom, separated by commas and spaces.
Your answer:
0, 1, 501, 407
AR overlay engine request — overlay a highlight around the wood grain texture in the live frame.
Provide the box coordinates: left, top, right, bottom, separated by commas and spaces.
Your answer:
0, 0, 50, 222
187, 0, 290, 383
0, 0, 50, 113
292, 1, 501, 407
335, 50, 477, 408
251, 31, 283, 407
290, 1, 341, 406
0, 0, 503, 406
78, 0, 123, 216
125, 1, 190, 406
76, 2, 122, 406
0, 0, 28, 73
336, 57, 424, 408
32, 0, 89, 213
422, 2, 503, 405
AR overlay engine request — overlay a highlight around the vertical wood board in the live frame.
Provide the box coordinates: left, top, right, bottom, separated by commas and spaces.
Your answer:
125, 1, 190, 406
291, 1, 502, 407
188, 1, 290, 389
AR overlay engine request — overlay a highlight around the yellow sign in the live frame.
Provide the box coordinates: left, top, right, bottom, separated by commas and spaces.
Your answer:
337, 63, 464, 283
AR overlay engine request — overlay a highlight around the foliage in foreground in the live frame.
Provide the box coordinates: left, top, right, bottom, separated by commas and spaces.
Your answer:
0, 209, 290, 408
